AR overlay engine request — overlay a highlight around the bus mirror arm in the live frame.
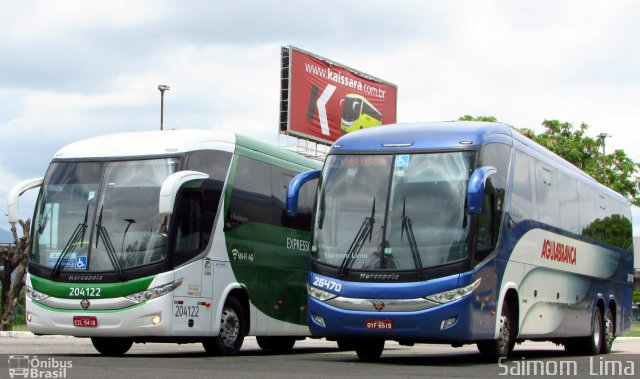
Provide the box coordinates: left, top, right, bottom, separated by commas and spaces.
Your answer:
8, 177, 43, 223
158, 171, 209, 217
466, 166, 496, 215
286, 170, 321, 217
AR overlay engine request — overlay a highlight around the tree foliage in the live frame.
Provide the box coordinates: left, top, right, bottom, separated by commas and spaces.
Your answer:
459, 116, 640, 206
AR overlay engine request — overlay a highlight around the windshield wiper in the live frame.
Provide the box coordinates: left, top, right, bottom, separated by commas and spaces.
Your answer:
51, 203, 89, 279
338, 198, 376, 277
95, 205, 126, 280
401, 198, 424, 279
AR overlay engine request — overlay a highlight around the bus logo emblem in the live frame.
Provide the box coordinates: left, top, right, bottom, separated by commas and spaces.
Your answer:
373, 300, 385, 311
80, 299, 90, 310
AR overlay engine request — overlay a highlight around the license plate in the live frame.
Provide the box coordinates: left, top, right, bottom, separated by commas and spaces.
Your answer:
365, 319, 392, 330
73, 316, 97, 327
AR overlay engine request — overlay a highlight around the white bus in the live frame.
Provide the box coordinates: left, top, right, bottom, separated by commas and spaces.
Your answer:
9, 129, 320, 355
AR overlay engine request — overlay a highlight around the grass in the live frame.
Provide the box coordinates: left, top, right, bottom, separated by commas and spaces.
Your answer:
623, 321, 640, 337
9, 324, 29, 332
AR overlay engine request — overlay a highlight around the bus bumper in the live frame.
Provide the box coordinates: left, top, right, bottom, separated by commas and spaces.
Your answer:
307, 294, 475, 343
25, 294, 174, 337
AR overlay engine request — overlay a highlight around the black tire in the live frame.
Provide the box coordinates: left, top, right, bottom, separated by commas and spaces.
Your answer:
203, 297, 245, 356
336, 338, 357, 351
256, 336, 296, 352
601, 308, 615, 354
355, 340, 384, 361
91, 337, 133, 356
564, 306, 603, 356
477, 302, 515, 361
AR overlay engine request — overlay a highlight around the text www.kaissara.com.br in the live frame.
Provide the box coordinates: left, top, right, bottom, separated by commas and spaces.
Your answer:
304, 63, 387, 99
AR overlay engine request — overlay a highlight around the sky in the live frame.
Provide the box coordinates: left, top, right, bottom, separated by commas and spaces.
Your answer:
2, 1, 640, 239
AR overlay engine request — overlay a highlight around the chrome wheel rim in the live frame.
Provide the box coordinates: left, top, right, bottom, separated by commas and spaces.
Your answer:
498, 314, 510, 355
604, 314, 614, 347
219, 307, 240, 348
593, 312, 601, 347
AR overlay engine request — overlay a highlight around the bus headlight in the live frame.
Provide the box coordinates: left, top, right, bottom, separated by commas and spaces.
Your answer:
126, 278, 183, 303
307, 284, 338, 302
425, 278, 481, 304
26, 286, 49, 302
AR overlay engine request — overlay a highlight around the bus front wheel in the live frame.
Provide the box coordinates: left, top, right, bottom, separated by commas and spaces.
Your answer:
355, 340, 384, 361
91, 337, 133, 356
256, 336, 296, 352
203, 297, 245, 356
477, 302, 515, 361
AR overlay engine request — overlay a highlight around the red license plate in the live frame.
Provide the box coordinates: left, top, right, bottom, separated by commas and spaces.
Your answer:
73, 316, 97, 327
365, 319, 392, 330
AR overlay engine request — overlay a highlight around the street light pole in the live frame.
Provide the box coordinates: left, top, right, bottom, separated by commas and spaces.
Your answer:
158, 85, 170, 130
598, 132, 610, 185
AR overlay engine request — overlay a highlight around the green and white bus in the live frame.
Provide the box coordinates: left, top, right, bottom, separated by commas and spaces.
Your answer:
8, 129, 321, 355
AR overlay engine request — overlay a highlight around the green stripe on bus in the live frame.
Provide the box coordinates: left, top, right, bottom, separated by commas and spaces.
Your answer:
30, 275, 155, 299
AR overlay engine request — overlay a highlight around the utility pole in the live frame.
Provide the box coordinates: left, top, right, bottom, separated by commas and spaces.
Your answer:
158, 85, 170, 130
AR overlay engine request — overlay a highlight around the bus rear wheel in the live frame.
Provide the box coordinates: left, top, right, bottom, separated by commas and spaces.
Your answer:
564, 306, 603, 355
91, 337, 133, 356
203, 297, 245, 356
601, 308, 615, 354
355, 340, 385, 361
256, 336, 296, 352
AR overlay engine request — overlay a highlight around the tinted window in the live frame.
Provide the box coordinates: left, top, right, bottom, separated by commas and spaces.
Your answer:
578, 182, 596, 234
362, 101, 381, 121
509, 151, 534, 225
172, 180, 222, 266
186, 150, 232, 182
558, 173, 579, 234
227, 157, 271, 228
536, 162, 559, 228
476, 144, 510, 259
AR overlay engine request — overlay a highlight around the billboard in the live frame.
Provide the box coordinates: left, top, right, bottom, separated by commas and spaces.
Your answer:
279, 46, 397, 144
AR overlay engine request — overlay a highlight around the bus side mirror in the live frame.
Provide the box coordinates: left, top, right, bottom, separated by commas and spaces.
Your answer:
159, 171, 209, 216
467, 166, 496, 215
286, 170, 321, 217
8, 177, 43, 223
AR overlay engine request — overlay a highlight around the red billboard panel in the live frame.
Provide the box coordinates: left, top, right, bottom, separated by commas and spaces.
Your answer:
280, 46, 397, 144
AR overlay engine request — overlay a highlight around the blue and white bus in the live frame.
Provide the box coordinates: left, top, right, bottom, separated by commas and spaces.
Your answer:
287, 121, 634, 361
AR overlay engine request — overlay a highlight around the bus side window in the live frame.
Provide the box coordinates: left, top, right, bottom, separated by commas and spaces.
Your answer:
474, 143, 510, 262
510, 151, 535, 226
172, 180, 221, 267
226, 157, 271, 230
272, 166, 318, 231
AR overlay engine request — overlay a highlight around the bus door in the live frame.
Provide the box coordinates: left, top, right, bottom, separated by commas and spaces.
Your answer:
170, 186, 218, 336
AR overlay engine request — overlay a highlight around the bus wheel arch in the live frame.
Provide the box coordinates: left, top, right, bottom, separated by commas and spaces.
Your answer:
228, 287, 250, 336
503, 289, 519, 344
203, 295, 246, 355
478, 289, 518, 361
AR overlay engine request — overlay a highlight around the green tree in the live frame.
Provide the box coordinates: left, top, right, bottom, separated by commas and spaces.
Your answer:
459, 114, 498, 123
459, 116, 640, 205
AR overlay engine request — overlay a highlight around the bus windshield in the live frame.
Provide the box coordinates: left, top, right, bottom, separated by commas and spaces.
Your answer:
312, 152, 476, 273
32, 158, 180, 273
